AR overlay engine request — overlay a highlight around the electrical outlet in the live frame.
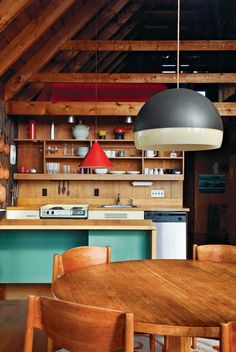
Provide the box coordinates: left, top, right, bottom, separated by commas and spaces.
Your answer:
94, 188, 99, 196
151, 189, 165, 198
42, 188, 47, 196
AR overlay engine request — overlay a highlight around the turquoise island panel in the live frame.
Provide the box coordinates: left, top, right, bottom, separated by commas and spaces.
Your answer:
0, 229, 151, 283
89, 230, 151, 262
0, 230, 88, 283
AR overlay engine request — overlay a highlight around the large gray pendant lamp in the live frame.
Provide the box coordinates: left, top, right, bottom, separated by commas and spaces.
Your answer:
134, 0, 223, 151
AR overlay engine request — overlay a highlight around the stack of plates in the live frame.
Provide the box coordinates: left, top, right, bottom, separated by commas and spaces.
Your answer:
109, 171, 141, 174
109, 171, 126, 174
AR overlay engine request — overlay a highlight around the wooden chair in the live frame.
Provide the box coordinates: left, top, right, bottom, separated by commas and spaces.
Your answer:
221, 321, 236, 352
52, 245, 156, 352
193, 244, 236, 263
52, 245, 111, 283
192, 244, 236, 349
24, 295, 134, 352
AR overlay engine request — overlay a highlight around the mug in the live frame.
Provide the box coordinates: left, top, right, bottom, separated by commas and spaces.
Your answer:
145, 150, 157, 158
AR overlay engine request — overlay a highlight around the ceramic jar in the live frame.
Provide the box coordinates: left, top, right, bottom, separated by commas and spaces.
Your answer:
72, 121, 89, 140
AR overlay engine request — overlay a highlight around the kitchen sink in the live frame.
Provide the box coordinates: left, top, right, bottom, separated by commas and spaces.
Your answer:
101, 204, 137, 208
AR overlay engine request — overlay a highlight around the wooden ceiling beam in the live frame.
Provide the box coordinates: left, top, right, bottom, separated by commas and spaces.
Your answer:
62, 40, 236, 52
0, 0, 77, 77
4, 0, 107, 101
30, 73, 236, 84
0, 0, 32, 32
6, 101, 236, 117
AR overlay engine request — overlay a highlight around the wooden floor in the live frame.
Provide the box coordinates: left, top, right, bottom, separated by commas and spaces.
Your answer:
0, 300, 47, 351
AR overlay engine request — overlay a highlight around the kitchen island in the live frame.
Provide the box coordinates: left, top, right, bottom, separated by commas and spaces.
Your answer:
0, 219, 155, 283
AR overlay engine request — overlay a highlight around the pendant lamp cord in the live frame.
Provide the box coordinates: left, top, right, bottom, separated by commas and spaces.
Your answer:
177, 0, 180, 89
95, 7, 98, 137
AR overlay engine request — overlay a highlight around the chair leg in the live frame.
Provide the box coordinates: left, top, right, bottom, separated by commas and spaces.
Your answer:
192, 337, 197, 350
163, 336, 167, 352
47, 338, 60, 352
149, 334, 155, 352
47, 338, 54, 352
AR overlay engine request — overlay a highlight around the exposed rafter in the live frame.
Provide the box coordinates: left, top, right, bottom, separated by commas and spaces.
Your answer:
4, 0, 107, 101
64, 1, 141, 73
0, 0, 76, 77
16, 0, 131, 101
79, 1, 158, 74
0, 0, 32, 32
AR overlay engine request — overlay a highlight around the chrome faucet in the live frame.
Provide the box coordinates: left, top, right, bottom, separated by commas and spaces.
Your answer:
117, 193, 121, 206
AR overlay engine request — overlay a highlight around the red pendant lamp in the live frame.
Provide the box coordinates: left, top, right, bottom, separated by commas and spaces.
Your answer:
80, 141, 112, 168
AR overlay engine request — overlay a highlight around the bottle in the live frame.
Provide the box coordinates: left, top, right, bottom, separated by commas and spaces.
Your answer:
29, 120, 36, 139
50, 122, 55, 139
63, 143, 67, 156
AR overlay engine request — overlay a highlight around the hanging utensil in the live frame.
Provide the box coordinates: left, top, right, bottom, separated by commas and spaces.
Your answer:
66, 180, 70, 196
62, 180, 66, 195
58, 180, 60, 194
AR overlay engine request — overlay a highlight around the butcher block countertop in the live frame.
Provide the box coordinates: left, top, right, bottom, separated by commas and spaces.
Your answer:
0, 219, 155, 230
7, 205, 189, 211
89, 205, 189, 211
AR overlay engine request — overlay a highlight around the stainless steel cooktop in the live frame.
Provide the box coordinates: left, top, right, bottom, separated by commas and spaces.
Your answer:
40, 204, 88, 218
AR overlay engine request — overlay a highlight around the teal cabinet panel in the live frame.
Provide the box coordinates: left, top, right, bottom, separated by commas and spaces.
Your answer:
88, 230, 151, 262
0, 230, 88, 283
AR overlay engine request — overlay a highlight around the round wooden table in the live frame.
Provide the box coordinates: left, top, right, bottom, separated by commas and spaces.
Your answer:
52, 259, 236, 352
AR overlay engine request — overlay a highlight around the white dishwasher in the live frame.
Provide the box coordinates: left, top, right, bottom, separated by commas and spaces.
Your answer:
144, 211, 187, 259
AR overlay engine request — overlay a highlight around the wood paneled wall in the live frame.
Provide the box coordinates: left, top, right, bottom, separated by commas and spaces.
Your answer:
17, 180, 183, 206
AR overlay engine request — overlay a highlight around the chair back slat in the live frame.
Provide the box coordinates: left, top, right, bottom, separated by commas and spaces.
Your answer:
24, 295, 134, 352
53, 246, 111, 282
193, 244, 236, 263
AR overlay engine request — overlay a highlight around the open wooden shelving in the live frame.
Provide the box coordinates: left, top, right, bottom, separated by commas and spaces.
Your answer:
13, 173, 184, 181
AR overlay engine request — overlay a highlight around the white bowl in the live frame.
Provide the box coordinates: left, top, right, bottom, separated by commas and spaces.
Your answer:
95, 168, 108, 174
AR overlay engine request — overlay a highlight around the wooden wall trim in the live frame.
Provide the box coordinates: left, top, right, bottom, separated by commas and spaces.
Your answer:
6, 101, 236, 116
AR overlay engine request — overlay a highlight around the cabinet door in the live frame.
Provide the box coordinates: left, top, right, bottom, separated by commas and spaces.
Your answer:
0, 230, 88, 283
89, 230, 151, 261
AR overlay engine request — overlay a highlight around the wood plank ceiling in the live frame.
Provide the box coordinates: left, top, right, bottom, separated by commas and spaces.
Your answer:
0, 0, 236, 113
